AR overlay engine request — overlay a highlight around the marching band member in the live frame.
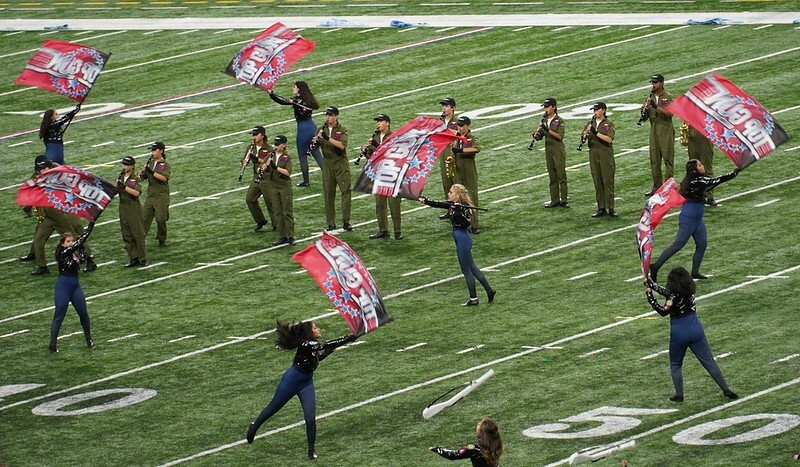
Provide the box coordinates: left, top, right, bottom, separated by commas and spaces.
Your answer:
141, 141, 172, 247
587, 102, 617, 218
430, 418, 503, 467
438, 97, 459, 219
317, 106, 352, 232
453, 116, 482, 234
538, 98, 569, 208
641, 74, 676, 197
268, 135, 295, 246
118, 156, 148, 268
244, 126, 275, 232
364, 114, 403, 240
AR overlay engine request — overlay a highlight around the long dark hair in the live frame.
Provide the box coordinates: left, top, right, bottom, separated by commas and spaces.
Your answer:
54, 231, 74, 259
39, 109, 56, 140
679, 159, 702, 196
274, 320, 314, 350
665, 266, 696, 297
477, 418, 503, 465
294, 81, 319, 110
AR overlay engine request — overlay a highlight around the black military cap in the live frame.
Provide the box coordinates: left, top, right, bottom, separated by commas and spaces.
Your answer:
121, 156, 136, 166
439, 97, 456, 107
273, 135, 288, 145
34, 155, 51, 170
542, 97, 557, 107
252, 126, 266, 136
650, 74, 665, 83
373, 114, 391, 122
456, 115, 471, 126
325, 106, 339, 115
150, 141, 165, 151
590, 101, 607, 110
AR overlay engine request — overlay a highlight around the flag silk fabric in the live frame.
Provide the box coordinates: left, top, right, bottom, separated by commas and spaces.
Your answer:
15, 40, 110, 103
224, 23, 315, 92
354, 116, 466, 200
16, 165, 118, 221
667, 74, 790, 169
637, 178, 686, 278
292, 233, 390, 336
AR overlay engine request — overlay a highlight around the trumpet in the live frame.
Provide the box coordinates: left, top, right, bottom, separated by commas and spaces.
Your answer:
254, 150, 276, 184
577, 117, 595, 152
528, 115, 548, 150
355, 130, 380, 165
237, 144, 256, 182
637, 93, 653, 126
306, 128, 323, 157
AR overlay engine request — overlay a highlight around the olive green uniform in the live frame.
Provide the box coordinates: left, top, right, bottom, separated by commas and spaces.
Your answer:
318, 121, 351, 226
588, 118, 616, 211
268, 151, 294, 239
643, 90, 675, 189
366, 129, 402, 234
542, 115, 567, 204
439, 117, 459, 197
245, 143, 275, 227
119, 173, 147, 263
142, 158, 171, 244
454, 131, 481, 230
687, 126, 715, 200
32, 207, 75, 268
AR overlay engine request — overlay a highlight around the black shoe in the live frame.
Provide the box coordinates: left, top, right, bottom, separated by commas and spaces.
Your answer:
124, 258, 141, 268
692, 273, 708, 280
544, 201, 560, 208
670, 395, 684, 402
246, 423, 257, 444
138, 261, 150, 268
86, 338, 94, 348
723, 390, 739, 399
254, 220, 267, 232
394, 232, 404, 240
644, 190, 655, 197
487, 289, 496, 303
591, 209, 607, 218
650, 264, 659, 283
369, 231, 388, 239
158, 240, 167, 247
49, 343, 59, 353
471, 228, 481, 235
308, 450, 318, 460
561, 202, 571, 208
325, 224, 337, 231
286, 237, 295, 245
296, 181, 309, 188
462, 298, 479, 307
608, 209, 618, 217
439, 213, 451, 220
23, 206, 33, 217
273, 237, 288, 246
342, 223, 353, 232
84, 257, 97, 272
20, 253, 35, 262
31, 266, 50, 276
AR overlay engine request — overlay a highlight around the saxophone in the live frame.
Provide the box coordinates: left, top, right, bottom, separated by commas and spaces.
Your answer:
679, 123, 690, 147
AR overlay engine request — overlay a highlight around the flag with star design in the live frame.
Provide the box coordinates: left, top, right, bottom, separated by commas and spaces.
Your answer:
667, 74, 790, 169
354, 116, 466, 200
16, 165, 118, 221
637, 178, 686, 279
224, 23, 315, 92
15, 40, 110, 103
292, 233, 390, 336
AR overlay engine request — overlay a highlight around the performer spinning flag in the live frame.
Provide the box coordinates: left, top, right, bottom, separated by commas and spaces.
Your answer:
667, 74, 790, 169
637, 178, 685, 279
16, 165, 118, 221
354, 116, 466, 200
224, 22, 315, 92
292, 232, 391, 335
15, 40, 110, 103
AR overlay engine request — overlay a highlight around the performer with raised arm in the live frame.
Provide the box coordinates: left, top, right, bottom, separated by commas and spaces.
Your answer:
246, 320, 356, 460
430, 418, 503, 467
420, 184, 495, 306
39, 104, 80, 164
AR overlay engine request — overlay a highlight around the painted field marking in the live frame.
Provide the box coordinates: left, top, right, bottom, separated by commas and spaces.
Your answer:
457, 344, 485, 355
238, 264, 269, 274
96, 260, 117, 268
4, 31, 25, 36
579, 347, 610, 358
630, 25, 650, 30
340, 341, 366, 350
140, 261, 166, 270
397, 343, 428, 352
513, 26, 533, 32
402, 267, 431, 277
321, 28, 342, 34
746, 274, 789, 279
72, 30, 96, 36
353, 193, 371, 200
491, 196, 519, 204
91, 141, 115, 148
640, 349, 669, 360
0, 258, 18, 265
753, 24, 773, 30
195, 262, 233, 267
436, 27, 456, 32
590, 25, 611, 31
296, 193, 322, 201
56, 331, 83, 341
784, 145, 800, 152
512, 270, 541, 279
569, 271, 598, 281
108, 333, 140, 343
7, 140, 33, 148
38, 30, 61, 36
176, 29, 199, 35
213, 29, 233, 35
398, 27, 419, 33
492, 143, 515, 151
625, 275, 644, 282
292, 269, 308, 275
0, 329, 29, 338
770, 354, 799, 364
713, 25, 732, 30
185, 196, 220, 201
168, 335, 196, 344
143, 30, 163, 35
552, 26, 573, 32
754, 199, 779, 207
714, 352, 734, 360
359, 27, 380, 33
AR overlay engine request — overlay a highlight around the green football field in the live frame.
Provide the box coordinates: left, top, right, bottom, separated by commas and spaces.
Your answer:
1, 4, 799, 466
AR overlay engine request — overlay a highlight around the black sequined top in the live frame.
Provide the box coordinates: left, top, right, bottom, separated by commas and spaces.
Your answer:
432, 444, 497, 467
292, 334, 355, 375
680, 171, 737, 203
55, 222, 93, 277
646, 281, 696, 320
269, 93, 315, 121
42, 107, 80, 144
423, 199, 472, 229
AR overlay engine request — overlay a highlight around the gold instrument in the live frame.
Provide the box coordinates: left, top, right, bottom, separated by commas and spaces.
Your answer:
679, 123, 690, 147
577, 117, 595, 152
637, 93, 653, 126
35, 206, 45, 223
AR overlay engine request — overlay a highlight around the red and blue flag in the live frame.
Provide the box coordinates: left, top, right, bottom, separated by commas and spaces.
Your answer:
637, 178, 686, 279
16, 165, 118, 221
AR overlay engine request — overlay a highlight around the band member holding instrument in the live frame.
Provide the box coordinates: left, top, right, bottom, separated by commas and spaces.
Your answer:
684, 125, 718, 206
118, 156, 148, 267
318, 106, 352, 232
430, 417, 503, 467
538, 98, 568, 208
420, 184, 495, 307
641, 74, 675, 197
244, 126, 275, 232
141, 141, 171, 247
438, 97, 459, 219
364, 114, 403, 240
453, 116, 482, 233
39, 104, 80, 164
587, 102, 617, 218
267, 81, 323, 187
268, 135, 295, 246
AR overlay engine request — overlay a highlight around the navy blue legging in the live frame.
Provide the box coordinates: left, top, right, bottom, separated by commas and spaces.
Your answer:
653, 201, 707, 275
453, 227, 491, 299
296, 119, 324, 184
669, 314, 730, 396
252, 365, 317, 451
51, 275, 91, 344
45, 142, 65, 165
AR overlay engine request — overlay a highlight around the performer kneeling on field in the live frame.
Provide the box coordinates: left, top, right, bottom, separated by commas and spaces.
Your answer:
420, 184, 495, 307
246, 321, 356, 460
645, 266, 738, 402
430, 417, 503, 467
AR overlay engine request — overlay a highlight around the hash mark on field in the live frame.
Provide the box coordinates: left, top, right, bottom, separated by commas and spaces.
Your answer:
140, 261, 166, 270
239, 264, 269, 274
72, 30, 95, 36
714, 352, 734, 360
491, 196, 518, 204
340, 341, 366, 350
91, 141, 115, 148
0, 258, 18, 265
397, 343, 427, 352
57, 331, 83, 341
436, 27, 456, 32
770, 354, 799, 364
353, 193, 370, 200
292, 269, 307, 275
784, 145, 800, 152
321, 28, 342, 34
185, 196, 220, 201
177, 29, 199, 35
568, 271, 597, 281
38, 30, 62, 36
398, 27, 419, 33
220, 142, 243, 148
492, 143, 515, 151
753, 24, 773, 30
296, 194, 321, 201
640, 349, 669, 360
625, 275, 644, 282
754, 199, 779, 207
402, 267, 430, 277
746, 274, 789, 279
0, 329, 29, 338
552, 26, 573, 32
213, 29, 233, 35
96, 260, 116, 268
143, 30, 163, 35
8, 140, 33, 147
579, 347, 610, 358
630, 25, 650, 30
590, 25, 611, 31
457, 344, 485, 355
512, 270, 541, 279
168, 335, 196, 343
108, 333, 140, 342
713, 25, 732, 30
359, 28, 380, 33
4, 31, 25, 36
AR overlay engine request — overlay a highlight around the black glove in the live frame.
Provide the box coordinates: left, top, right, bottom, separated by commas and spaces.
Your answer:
321, 132, 330, 141
540, 123, 549, 134
451, 145, 463, 155
732, 168, 741, 176
371, 139, 379, 147
145, 165, 155, 174
650, 98, 658, 109
269, 160, 278, 172
590, 126, 598, 135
